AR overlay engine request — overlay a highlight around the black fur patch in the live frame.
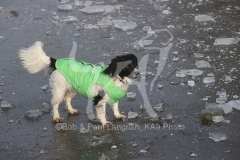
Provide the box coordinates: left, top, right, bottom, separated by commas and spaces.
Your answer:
50, 57, 56, 70
48, 57, 57, 74
103, 54, 138, 79
93, 90, 105, 106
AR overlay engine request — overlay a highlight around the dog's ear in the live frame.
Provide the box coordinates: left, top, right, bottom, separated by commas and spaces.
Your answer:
103, 59, 118, 77
104, 58, 131, 77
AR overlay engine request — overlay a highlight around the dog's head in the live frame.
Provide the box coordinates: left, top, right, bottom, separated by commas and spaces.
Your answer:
104, 54, 139, 84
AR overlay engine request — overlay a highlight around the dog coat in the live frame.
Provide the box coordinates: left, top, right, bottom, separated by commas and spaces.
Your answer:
55, 58, 126, 105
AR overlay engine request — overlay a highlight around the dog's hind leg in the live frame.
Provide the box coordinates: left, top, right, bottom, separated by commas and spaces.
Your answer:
51, 88, 65, 123
64, 90, 80, 115
50, 70, 69, 123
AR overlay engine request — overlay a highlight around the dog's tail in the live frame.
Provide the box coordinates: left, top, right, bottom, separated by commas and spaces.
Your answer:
19, 41, 56, 74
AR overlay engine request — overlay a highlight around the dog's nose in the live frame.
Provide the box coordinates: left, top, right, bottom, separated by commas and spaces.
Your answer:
134, 72, 140, 79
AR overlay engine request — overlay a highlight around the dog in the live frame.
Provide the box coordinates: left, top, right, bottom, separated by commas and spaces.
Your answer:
19, 41, 139, 126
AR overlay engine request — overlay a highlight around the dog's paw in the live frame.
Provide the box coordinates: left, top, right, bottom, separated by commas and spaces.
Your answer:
53, 117, 64, 123
68, 109, 80, 115
114, 114, 127, 120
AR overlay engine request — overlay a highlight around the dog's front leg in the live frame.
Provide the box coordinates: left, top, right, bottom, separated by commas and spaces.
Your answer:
95, 95, 112, 126
111, 102, 126, 120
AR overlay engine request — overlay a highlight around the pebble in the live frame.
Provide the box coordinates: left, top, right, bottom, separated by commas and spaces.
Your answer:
80, 128, 89, 134
1, 101, 12, 110
188, 80, 195, 87
112, 20, 137, 31
58, 4, 73, 11
42, 102, 51, 113
139, 149, 147, 153
74, 0, 84, 7
128, 111, 138, 119
157, 84, 163, 90
61, 16, 77, 23
209, 132, 227, 142
127, 92, 136, 100
25, 109, 43, 120
154, 103, 164, 112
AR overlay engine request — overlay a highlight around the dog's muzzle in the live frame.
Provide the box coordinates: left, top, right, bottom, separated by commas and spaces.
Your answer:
132, 69, 140, 79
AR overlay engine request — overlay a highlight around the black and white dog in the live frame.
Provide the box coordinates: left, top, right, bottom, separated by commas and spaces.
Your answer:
19, 41, 139, 126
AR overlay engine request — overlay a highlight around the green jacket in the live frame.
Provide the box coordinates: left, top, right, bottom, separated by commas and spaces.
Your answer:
55, 58, 126, 105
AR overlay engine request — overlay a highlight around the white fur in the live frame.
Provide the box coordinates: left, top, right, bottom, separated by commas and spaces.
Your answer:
19, 41, 50, 73
19, 41, 130, 125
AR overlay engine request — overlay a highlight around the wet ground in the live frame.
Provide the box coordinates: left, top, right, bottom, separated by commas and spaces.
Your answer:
1, 0, 240, 159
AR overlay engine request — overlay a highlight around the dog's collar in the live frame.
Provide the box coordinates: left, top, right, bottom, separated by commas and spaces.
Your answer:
117, 75, 126, 84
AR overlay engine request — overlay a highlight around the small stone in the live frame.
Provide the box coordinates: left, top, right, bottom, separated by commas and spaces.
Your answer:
193, 53, 203, 58
233, 95, 238, 98
188, 80, 195, 87
112, 20, 137, 31
42, 102, 51, 113
209, 132, 227, 142
189, 152, 197, 157
201, 108, 224, 116
74, 0, 84, 7
73, 33, 80, 37
61, 16, 77, 23
97, 19, 113, 28
1, 101, 12, 110
87, 134, 113, 147
139, 149, 147, 153
25, 109, 43, 120
140, 105, 145, 109
176, 69, 203, 77
80, 128, 89, 134
10, 10, 19, 17
0, 97, 2, 101
146, 72, 154, 77
59, 0, 69, 4
58, 4, 73, 11
165, 113, 173, 120
195, 15, 214, 21
41, 85, 50, 92
172, 51, 178, 55
203, 77, 215, 84
9, 120, 13, 123
154, 103, 164, 112
173, 57, 179, 62
40, 150, 45, 154
111, 145, 117, 149
128, 111, 138, 119
216, 97, 227, 104
212, 115, 225, 123
80, 6, 105, 14
84, 1, 93, 6
162, 10, 170, 14
139, 40, 153, 47
195, 60, 211, 68
154, 60, 159, 65
43, 127, 47, 131
127, 92, 136, 100
157, 84, 163, 90
214, 38, 240, 45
